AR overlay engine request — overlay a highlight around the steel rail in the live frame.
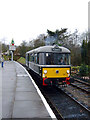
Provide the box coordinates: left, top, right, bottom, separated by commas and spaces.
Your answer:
71, 77, 90, 86
59, 86, 90, 113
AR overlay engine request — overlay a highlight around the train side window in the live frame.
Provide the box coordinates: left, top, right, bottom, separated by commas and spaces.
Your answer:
26, 54, 28, 61
28, 54, 29, 61
30, 53, 34, 62
30, 54, 32, 62
37, 53, 39, 64
32, 54, 34, 62
29, 54, 31, 62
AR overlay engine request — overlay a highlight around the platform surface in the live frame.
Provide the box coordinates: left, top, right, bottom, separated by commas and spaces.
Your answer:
1, 61, 54, 119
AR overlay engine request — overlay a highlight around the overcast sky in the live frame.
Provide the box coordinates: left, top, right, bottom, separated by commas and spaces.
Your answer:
0, 0, 89, 45
89, 1, 90, 31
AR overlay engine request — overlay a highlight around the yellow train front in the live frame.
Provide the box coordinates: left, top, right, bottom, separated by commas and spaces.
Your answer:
26, 45, 72, 86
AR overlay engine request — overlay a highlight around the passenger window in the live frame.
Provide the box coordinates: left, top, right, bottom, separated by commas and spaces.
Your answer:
37, 54, 39, 64
30, 53, 34, 62
29, 54, 31, 62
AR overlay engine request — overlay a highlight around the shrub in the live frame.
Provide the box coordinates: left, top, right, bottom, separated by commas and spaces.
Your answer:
79, 64, 88, 76
88, 65, 90, 77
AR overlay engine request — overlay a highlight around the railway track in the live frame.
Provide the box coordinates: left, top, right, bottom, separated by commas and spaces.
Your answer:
28, 69, 90, 120
73, 77, 90, 86
59, 78, 90, 113
70, 79, 90, 94
72, 76, 90, 84
40, 86, 90, 120
59, 85, 90, 111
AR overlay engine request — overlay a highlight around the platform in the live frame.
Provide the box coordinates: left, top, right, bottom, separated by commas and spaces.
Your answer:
1, 61, 56, 119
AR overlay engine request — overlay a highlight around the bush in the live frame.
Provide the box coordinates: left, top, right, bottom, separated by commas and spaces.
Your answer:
71, 66, 80, 75
88, 65, 90, 77
79, 64, 88, 76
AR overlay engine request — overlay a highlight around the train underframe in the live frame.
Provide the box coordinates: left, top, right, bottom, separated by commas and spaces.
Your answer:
42, 77, 72, 86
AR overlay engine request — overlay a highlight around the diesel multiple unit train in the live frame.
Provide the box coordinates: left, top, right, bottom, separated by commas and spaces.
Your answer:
26, 45, 72, 86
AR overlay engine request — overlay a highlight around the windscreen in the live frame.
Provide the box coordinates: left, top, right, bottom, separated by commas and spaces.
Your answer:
45, 53, 70, 65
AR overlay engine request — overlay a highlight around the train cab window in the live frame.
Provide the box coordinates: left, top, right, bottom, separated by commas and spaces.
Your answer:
39, 53, 45, 65
46, 53, 54, 65
45, 53, 70, 65
54, 54, 70, 65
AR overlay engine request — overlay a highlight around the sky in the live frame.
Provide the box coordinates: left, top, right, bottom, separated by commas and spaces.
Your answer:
0, 0, 89, 45
89, 1, 90, 31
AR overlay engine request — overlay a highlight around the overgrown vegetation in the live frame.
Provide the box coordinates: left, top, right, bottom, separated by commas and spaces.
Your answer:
17, 57, 26, 64
79, 64, 88, 76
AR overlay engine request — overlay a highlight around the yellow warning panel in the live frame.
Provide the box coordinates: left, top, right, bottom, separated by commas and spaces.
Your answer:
42, 67, 70, 78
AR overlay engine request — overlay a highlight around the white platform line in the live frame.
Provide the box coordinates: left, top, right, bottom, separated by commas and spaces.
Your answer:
15, 61, 56, 119
17, 74, 28, 77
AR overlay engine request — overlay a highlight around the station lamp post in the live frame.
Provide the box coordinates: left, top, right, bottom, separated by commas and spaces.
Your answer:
9, 39, 16, 61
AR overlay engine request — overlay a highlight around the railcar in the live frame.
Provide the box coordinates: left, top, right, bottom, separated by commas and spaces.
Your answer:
26, 45, 73, 86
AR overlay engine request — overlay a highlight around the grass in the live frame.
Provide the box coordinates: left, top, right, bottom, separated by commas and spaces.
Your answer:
3, 55, 9, 61
17, 57, 26, 64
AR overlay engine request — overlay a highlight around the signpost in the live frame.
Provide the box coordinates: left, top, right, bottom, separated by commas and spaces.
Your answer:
9, 39, 16, 61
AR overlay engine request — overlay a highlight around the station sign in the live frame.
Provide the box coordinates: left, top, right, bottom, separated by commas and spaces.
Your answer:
9, 39, 16, 51
9, 45, 16, 51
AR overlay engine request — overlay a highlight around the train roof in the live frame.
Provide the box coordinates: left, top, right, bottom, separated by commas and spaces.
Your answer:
26, 45, 70, 54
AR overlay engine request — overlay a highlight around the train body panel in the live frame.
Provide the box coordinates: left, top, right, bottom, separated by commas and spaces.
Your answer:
29, 62, 40, 74
42, 67, 70, 78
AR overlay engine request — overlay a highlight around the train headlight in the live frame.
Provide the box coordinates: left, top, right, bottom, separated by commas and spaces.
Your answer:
67, 70, 70, 74
44, 70, 47, 74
